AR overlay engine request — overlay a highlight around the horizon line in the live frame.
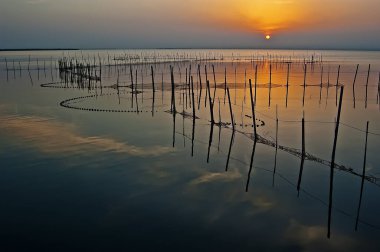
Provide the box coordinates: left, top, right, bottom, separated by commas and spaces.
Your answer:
1, 47, 380, 52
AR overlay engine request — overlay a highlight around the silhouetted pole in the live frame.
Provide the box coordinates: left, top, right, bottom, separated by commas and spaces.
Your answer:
170, 66, 176, 113
274, 105, 279, 181
245, 139, 257, 192
151, 65, 155, 92
377, 72, 380, 106
254, 64, 258, 104
303, 64, 307, 107
365, 64, 371, 109
130, 65, 134, 90
286, 63, 290, 107
269, 64, 272, 107
227, 87, 235, 131
353, 64, 359, 108
224, 67, 227, 104
319, 65, 323, 104
207, 123, 214, 163
355, 121, 369, 231
328, 86, 344, 239
335, 65, 341, 107
297, 116, 306, 192
191, 76, 196, 119
249, 79, 257, 139
212, 64, 217, 105
207, 80, 215, 123
225, 131, 235, 172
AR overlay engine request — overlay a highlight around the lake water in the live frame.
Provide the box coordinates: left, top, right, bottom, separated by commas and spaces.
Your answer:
1, 49, 380, 251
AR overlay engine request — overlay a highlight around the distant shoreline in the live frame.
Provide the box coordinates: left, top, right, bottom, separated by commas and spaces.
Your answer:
0, 48, 379, 52
0, 49, 79, 52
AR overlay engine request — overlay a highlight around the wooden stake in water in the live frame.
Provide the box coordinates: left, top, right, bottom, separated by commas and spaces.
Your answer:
352, 64, 359, 108
151, 65, 155, 92
224, 67, 227, 104
273, 105, 279, 186
245, 138, 257, 192
204, 65, 209, 107
170, 66, 176, 113
255, 64, 258, 104
188, 65, 192, 109
377, 72, 380, 107
335, 65, 341, 107
130, 65, 134, 90
227, 87, 235, 131
365, 64, 371, 109
297, 116, 306, 192
249, 79, 257, 139
244, 69, 247, 104
355, 121, 369, 231
303, 64, 307, 107
319, 65, 323, 104
234, 67, 237, 105
225, 131, 235, 172
212, 65, 217, 106
269, 64, 272, 107
207, 123, 214, 163
286, 63, 290, 107
207, 80, 215, 123
191, 76, 196, 119
327, 86, 344, 239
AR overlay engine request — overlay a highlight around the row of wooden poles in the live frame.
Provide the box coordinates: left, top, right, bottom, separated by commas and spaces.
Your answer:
53, 60, 376, 236
124, 61, 379, 114
161, 61, 374, 238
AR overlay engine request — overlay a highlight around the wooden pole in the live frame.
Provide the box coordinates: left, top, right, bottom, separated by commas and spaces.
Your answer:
245, 139, 257, 192
234, 67, 237, 105
244, 69, 247, 104
225, 131, 235, 172
353, 64, 359, 108
170, 66, 176, 113
355, 121, 369, 231
365, 64, 371, 109
207, 80, 215, 123
212, 64, 217, 106
188, 65, 192, 109
303, 64, 307, 107
249, 79, 257, 139
377, 72, 380, 107
207, 123, 214, 163
319, 65, 323, 104
205, 65, 208, 107
227, 87, 235, 131
273, 105, 279, 187
335, 65, 341, 107
191, 76, 196, 119
254, 64, 258, 104
269, 64, 272, 107
130, 65, 134, 90
297, 116, 306, 192
151, 65, 155, 92
286, 63, 290, 107
328, 86, 344, 239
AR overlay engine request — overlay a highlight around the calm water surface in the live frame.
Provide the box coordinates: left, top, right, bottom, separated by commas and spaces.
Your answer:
0, 49, 380, 251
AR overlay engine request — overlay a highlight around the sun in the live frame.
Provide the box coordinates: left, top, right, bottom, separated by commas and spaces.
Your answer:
265, 35, 271, 40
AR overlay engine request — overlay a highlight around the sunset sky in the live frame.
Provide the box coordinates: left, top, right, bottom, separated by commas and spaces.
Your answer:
1, 0, 380, 49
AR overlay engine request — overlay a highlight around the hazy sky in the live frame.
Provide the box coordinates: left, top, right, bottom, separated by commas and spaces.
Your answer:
1, 0, 380, 49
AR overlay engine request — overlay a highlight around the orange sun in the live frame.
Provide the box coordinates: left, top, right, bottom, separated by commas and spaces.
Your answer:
265, 35, 271, 40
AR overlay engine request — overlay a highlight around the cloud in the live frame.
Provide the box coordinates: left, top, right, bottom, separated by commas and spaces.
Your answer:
0, 115, 172, 157
283, 219, 360, 251
189, 170, 242, 185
